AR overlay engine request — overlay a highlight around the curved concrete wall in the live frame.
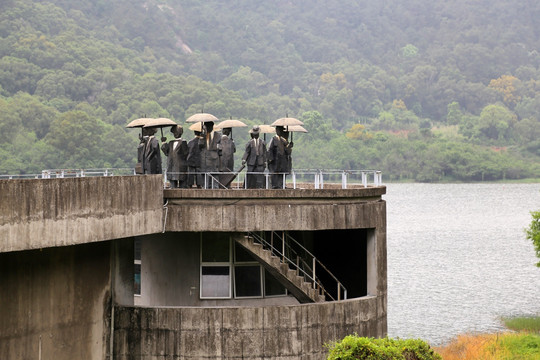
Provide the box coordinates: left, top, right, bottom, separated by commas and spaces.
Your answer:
0, 177, 387, 360
0, 176, 163, 253
114, 296, 386, 360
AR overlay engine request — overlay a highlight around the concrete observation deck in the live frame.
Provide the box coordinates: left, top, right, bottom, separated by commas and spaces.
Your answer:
0, 174, 387, 360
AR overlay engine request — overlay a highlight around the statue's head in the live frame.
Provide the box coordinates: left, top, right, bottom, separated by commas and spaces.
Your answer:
250, 125, 260, 139
276, 126, 288, 139
142, 127, 157, 136
171, 125, 183, 138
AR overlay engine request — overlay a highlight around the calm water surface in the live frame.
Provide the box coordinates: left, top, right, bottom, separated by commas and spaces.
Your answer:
383, 183, 540, 345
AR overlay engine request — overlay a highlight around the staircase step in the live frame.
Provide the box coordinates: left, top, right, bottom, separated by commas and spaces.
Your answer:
235, 233, 328, 304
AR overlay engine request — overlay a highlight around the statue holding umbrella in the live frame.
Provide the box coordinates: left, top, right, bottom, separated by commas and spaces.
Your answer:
127, 117, 155, 174
267, 116, 303, 189
141, 117, 178, 175
161, 124, 189, 188
186, 112, 222, 188
186, 122, 204, 188
127, 117, 179, 175
215, 118, 247, 188
241, 125, 267, 189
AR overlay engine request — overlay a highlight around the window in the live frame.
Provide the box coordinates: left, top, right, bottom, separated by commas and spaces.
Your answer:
234, 265, 262, 298
134, 238, 141, 296
264, 269, 287, 297
134, 263, 141, 295
234, 243, 263, 298
201, 266, 231, 298
200, 234, 232, 298
200, 234, 287, 300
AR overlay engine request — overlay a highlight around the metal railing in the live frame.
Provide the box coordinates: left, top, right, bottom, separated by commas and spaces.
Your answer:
165, 169, 382, 189
247, 230, 347, 302
41, 168, 136, 178
0, 168, 382, 189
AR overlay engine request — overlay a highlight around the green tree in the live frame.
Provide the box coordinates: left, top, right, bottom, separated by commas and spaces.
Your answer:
45, 110, 107, 167
9, 92, 58, 138
446, 101, 463, 125
525, 211, 540, 267
477, 103, 517, 141
300, 110, 335, 141
372, 111, 395, 131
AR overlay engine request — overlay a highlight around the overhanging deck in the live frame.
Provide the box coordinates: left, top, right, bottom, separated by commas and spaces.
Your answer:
164, 186, 386, 232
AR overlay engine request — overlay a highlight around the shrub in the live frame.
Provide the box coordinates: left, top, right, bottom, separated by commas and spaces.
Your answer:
326, 335, 442, 360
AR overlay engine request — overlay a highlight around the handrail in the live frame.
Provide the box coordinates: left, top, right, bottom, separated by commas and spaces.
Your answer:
247, 230, 347, 302
0, 168, 382, 188
164, 169, 382, 189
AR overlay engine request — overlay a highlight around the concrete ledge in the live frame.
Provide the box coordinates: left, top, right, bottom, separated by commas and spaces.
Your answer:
164, 185, 386, 200
0, 176, 164, 253
164, 186, 386, 232
114, 296, 385, 359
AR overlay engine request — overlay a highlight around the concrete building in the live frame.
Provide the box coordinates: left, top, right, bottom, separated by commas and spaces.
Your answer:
0, 174, 387, 359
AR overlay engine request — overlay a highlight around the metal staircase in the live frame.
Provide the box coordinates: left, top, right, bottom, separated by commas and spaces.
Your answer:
233, 231, 347, 303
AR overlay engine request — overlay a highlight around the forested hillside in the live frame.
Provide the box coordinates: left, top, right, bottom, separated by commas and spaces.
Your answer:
1, 0, 540, 181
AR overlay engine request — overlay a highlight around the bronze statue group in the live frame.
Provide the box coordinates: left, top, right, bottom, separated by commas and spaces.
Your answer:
138, 122, 293, 189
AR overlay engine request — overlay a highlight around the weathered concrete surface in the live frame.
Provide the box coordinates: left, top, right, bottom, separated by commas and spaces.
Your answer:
0, 178, 387, 359
0, 239, 134, 360
114, 296, 385, 360
0, 175, 163, 253
134, 233, 303, 307
1, 242, 104, 359
164, 186, 386, 232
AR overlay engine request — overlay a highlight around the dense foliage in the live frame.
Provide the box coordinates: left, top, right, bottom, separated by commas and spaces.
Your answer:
326, 335, 442, 360
525, 210, 540, 267
1, 0, 540, 180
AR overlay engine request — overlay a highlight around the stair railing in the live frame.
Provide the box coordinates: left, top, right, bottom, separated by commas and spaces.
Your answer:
247, 231, 347, 301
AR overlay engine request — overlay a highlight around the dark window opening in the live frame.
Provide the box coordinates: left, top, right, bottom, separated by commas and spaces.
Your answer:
264, 269, 287, 297
134, 263, 141, 296
234, 265, 262, 297
291, 229, 369, 299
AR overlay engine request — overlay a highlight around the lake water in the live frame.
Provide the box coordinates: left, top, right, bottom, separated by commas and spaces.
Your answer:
383, 183, 540, 346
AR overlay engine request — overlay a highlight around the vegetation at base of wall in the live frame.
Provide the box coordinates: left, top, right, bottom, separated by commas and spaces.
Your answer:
435, 316, 540, 360
434, 333, 540, 360
525, 211, 540, 267
325, 335, 442, 360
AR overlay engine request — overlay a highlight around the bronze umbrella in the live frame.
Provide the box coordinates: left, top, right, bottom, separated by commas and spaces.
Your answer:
271, 117, 304, 142
270, 117, 304, 127
214, 119, 247, 139
126, 117, 152, 128
188, 122, 203, 132
258, 124, 275, 142
142, 117, 178, 138
287, 125, 308, 133
186, 113, 220, 136
126, 117, 153, 141
185, 113, 219, 123
258, 124, 276, 134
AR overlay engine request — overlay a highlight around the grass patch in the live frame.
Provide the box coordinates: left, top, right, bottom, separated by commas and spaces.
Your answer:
435, 316, 540, 359
499, 333, 540, 358
434, 333, 509, 360
503, 316, 540, 333
434, 333, 540, 360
